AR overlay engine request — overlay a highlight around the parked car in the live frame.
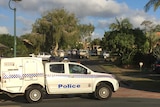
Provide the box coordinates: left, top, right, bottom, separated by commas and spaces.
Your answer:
152, 60, 160, 73
58, 50, 65, 58
78, 49, 89, 59
36, 52, 51, 61
49, 56, 60, 62
103, 51, 110, 61
71, 49, 77, 56
90, 50, 97, 56
29, 53, 35, 57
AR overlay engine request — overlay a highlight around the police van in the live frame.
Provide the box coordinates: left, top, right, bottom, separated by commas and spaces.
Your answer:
0, 57, 119, 103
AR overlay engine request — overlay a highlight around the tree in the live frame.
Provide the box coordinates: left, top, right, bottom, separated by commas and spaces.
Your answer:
0, 34, 28, 57
109, 18, 133, 33
20, 33, 45, 54
114, 33, 135, 64
151, 25, 160, 59
144, 0, 160, 12
141, 20, 160, 53
91, 38, 101, 46
102, 18, 149, 65
79, 24, 94, 49
153, 45, 160, 59
32, 8, 79, 56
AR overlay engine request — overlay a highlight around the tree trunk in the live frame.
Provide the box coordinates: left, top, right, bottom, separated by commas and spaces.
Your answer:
53, 42, 58, 56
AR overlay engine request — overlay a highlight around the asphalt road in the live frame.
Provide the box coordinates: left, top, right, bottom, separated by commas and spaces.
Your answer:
0, 95, 160, 107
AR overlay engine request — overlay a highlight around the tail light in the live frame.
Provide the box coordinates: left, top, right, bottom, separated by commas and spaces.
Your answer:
156, 64, 160, 67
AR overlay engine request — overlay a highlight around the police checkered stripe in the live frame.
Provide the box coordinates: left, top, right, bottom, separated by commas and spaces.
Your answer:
45, 74, 112, 78
3, 74, 21, 79
3, 73, 44, 79
3, 73, 112, 79
75, 75, 112, 78
22, 73, 43, 78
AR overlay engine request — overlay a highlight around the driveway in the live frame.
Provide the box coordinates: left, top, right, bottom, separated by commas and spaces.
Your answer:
113, 87, 160, 99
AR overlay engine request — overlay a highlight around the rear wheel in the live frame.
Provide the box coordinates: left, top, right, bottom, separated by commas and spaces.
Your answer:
95, 84, 112, 100
25, 86, 44, 103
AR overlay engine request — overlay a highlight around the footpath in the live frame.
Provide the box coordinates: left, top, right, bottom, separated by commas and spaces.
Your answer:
107, 66, 160, 99
112, 87, 160, 99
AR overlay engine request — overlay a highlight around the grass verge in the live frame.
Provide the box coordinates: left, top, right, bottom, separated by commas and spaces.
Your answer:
97, 58, 160, 93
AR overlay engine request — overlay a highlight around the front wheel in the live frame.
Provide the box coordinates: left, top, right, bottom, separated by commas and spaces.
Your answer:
95, 84, 112, 100
25, 86, 44, 103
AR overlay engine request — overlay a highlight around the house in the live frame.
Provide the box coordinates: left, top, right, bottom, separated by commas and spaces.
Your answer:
0, 43, 8, 57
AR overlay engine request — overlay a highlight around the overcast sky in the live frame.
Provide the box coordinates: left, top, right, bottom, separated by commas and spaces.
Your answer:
0, 0, 160, 39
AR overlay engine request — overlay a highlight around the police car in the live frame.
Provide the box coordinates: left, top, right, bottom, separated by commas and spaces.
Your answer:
0, 57, 119, 103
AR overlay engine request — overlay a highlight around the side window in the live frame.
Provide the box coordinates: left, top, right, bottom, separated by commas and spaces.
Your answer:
50, 64, 64, 73
69, 64, 87, 74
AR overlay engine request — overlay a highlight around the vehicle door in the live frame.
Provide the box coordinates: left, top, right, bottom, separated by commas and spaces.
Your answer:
67, 63, 93, 93
23, 58, 38, 81
45, 63, 69, 94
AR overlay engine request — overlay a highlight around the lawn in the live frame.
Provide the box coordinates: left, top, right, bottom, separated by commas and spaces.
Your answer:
102, 64, 160, 93
90, 56, 160, 93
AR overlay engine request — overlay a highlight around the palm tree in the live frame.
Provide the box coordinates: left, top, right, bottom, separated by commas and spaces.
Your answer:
109, 18, 133, 32
144, 0, 160, 12
141, 20, 160, 53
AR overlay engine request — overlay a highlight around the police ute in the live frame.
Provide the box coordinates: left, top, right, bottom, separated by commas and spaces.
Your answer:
0, 57, 119, 103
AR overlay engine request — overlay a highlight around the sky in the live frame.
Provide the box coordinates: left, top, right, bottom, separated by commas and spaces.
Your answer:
0, 0, 160, 39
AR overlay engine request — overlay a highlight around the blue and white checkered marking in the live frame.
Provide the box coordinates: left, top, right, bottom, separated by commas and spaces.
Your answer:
3, 73, 44, 79
2, 73, 113, 79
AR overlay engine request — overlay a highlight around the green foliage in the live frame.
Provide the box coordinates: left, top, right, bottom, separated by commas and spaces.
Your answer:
109, 32, 135, 64
31, 8, 81, 55
102, 18, 148, 65
0, 34, 28, 57
46, 9, 79, 49
141, 20, 160, 54
109, 18, 133, 32
21, 8, 95, 56
21, 33, 45, 54
153, 45, 160, 59
16, 40, 29, 56
91, 38, 101, 46
144, 0, 160, 12
79, 24, 94, 49
131, 28, 148, 53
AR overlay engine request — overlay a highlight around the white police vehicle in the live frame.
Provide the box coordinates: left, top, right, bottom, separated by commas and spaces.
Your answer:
0, 57, 119, 103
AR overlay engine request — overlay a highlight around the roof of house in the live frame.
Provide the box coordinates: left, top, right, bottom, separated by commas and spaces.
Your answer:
0, 43, 8, 49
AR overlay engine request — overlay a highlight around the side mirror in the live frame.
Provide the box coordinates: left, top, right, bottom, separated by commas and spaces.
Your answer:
87, 70, 91, 74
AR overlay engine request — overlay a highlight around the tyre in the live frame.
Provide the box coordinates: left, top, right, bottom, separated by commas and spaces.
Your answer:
86, 56, 89, 59
25, 86, 44, 103
95, 84, 112, 100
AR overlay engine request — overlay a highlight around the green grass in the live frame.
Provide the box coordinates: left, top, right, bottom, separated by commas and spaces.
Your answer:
98, 60, 160, 92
